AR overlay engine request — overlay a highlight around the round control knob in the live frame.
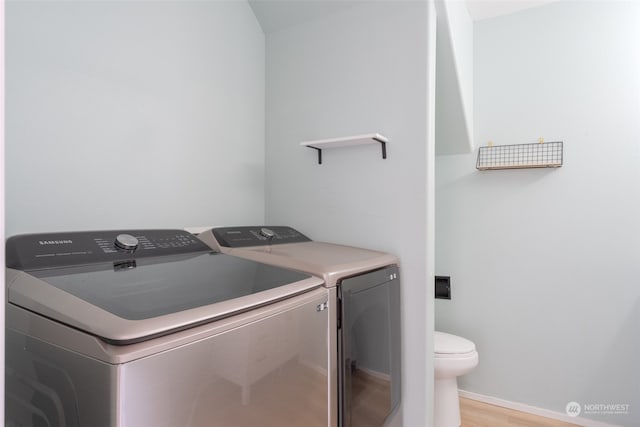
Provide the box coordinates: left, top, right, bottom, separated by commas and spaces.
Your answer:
260, 228, 275, 240
115, 234, 139, 251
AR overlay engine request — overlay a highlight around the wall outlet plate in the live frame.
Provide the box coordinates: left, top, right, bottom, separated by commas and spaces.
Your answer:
435, 276, 451, 299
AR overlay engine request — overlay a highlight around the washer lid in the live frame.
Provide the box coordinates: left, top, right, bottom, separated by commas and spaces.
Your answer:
434, 331, 476, 355
6, 230, 322, 345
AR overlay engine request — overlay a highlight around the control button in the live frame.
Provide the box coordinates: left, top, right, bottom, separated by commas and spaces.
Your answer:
114, 234, 139, 251
260, 228, 275, 240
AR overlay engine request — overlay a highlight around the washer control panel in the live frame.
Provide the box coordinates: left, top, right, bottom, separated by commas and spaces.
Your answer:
212, 226, 311, 248
6, 229, 211, 270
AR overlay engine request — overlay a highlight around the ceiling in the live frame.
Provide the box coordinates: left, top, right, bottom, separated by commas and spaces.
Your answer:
248, 1, 359, 34
466, 0, 559, 21
249, 0, 559, 34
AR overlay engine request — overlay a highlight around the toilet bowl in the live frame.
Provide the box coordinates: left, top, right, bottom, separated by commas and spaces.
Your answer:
434, 331, 479, 427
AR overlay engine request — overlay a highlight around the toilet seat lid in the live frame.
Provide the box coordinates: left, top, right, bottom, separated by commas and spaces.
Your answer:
435, 331, 476, 355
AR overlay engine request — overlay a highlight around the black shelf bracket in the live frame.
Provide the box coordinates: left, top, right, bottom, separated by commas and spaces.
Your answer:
312, 147, 323, 165
373, 137, 387, 160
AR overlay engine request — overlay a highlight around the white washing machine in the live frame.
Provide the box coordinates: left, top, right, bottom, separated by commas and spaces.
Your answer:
197, 226, 402, 427
5, 229, 330, 427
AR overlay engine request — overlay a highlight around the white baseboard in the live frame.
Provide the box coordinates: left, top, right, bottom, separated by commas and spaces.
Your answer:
458, 390, 621, 427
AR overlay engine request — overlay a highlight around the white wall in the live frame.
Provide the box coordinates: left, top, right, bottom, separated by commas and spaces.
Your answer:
264, 2, 435, 425
435, 0, 474, 155
436, 1, 640, 425
5, 1, 265, 236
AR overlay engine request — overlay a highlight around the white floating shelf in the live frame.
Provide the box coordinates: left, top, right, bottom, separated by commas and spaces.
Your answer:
300, 133, 389, 164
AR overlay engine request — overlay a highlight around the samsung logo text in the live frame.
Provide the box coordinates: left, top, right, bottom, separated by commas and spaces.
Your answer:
39, 240, 73, 245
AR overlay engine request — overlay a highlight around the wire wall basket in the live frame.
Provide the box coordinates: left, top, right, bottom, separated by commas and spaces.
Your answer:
476, 141, 563, 170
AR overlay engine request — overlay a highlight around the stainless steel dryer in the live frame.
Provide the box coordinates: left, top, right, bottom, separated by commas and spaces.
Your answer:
5, 229, 330, 427
197, 226, 402, 427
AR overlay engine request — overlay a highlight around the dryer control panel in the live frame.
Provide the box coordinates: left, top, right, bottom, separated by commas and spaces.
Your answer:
212, 226, 311, 248
6, 229, 210, 270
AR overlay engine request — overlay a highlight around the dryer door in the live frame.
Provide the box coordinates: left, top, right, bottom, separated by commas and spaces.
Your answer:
339, 265, 401, 427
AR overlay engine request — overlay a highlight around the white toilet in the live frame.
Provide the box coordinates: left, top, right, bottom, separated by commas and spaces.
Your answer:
434, 331, 479, 427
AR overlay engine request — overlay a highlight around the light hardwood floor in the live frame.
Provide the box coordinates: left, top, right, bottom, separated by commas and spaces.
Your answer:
460, 397, 582, 427
351, 369, 392, 427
